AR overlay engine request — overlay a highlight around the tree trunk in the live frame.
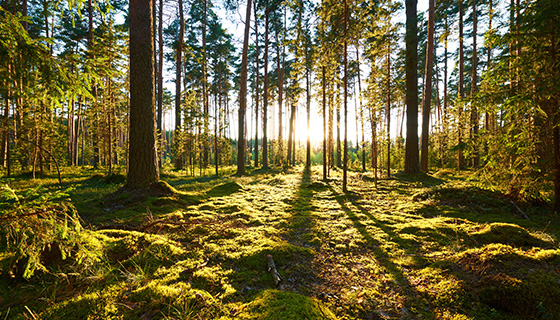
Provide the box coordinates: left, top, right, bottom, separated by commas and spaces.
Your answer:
357, 46, 366, 172
202, 0, 209, 168
386, 48, 391, 177
277, 30, 283, 166
287, 99, 294, 166
420, 0, 435, 172
404, 0, 419, 174
175, 0, 185, 170
236, 0, 252, 175
157, 0, 164, 167
336, 75, 341, 168
470, 0, 479, 168
457, 0, 465, 170
263, 5, 269, 168
254, 8, 259, 167
342, 0, 348, 192
127, 0, 159, 188
322, 65, 327, 180
306, 70, 311, 174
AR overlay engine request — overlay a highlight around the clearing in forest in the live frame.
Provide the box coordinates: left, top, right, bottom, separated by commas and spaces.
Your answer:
1, 166, 559, 319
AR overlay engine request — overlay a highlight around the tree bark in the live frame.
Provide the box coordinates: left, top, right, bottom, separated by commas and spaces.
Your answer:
420, 0, 435, 172
470, 0, 479, 168
404, 0, 419, 174
457, 0, 465, 170
175, 0, 185, 170
254, 8, 260, 167
263, 5, 269, 168
386, 48, 391, 177
157, 0, 164, 167
127, 0, 159, 188
236, 0, 252, 175
322, 65, 327, 180
342, 0, 348, 192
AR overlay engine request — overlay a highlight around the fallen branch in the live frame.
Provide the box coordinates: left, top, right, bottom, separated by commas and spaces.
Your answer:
510, 200, 530, 220
266, 254, 282, 286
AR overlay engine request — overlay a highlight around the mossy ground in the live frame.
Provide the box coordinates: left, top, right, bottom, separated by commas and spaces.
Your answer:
1, 165, 559, 319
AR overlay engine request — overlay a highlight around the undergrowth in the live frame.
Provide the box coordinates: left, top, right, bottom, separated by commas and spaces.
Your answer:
0, 166, 559, 319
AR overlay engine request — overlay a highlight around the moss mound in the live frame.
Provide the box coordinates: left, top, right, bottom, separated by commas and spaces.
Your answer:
472, 223, 553, 247
207, 182, 244, 197
454, 244, 560, 318
238, 289, 337, 320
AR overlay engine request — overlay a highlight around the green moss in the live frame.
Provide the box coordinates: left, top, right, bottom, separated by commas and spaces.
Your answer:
207, 182, 244, 197
472, 223, 553, 247
237, 289, 337, 320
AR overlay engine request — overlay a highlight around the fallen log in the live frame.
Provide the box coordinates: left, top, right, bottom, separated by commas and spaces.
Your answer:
266, 254, 282, 286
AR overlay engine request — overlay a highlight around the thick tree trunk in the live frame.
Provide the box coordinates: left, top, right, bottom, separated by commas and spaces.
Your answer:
127, 0, 159, 188
420, 0, 435, 172
236, 0, 252, 175
287, 99, 294, 166
404, 0, 419, 174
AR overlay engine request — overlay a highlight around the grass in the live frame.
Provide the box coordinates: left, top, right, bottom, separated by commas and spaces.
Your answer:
1, 165, 559, 319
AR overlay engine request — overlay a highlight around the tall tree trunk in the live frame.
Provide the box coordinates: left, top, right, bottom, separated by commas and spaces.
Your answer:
404, 0, 419, 174
386, 48, 391, 177
175, 0, 185, 170
322, 65, 327, 180
306, 70, 311, 174
202, 0, 209, 167
336, 75, 341, 168
236, 0, 252, 175
277, 30, 283, 166
357, 46, 366, 172
328, 79, 334, 171
254, 8, 259, 167
443, 13, 449, 168
457, 0, 465, 170
342, 0, 348, 192
157, 0, 164, 167
263, 5, 269, 168
287, 99, 294, 166
127, 0, 159, 188
420, 0, 435, 172
470, 0, 479, 168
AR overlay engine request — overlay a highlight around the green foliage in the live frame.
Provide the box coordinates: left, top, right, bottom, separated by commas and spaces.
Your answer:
0, 183, 101, 279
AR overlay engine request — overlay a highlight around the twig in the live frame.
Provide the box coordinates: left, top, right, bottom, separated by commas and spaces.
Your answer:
509, 200, 530, 220
266, 254, 282, 286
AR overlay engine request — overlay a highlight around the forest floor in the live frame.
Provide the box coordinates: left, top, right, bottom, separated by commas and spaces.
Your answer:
1, 166, 560, 319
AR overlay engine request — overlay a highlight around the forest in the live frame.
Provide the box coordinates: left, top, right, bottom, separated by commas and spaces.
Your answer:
1, 0, 559, 318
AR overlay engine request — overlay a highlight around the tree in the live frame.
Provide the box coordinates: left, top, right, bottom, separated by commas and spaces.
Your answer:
175, 0, 185, 170
404, 0, 419, 174
420, 0, 434, 172
457, 0, 465, 170
237, 0, 253, 175
127, 0, 159, 188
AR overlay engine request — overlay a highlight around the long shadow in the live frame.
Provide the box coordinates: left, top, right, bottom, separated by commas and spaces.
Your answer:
279, 170, 321, 295
326, 185, 424, 314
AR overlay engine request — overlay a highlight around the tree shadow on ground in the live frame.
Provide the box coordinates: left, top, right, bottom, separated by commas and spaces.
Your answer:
327, 184, 427, 318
